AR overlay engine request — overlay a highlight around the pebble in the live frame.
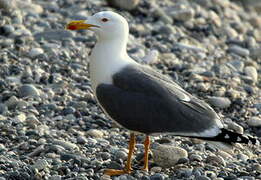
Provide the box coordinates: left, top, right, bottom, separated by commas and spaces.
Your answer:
5, 96, 19, 109
86, 129, 104, 138
14, 113, 26, 123
177, 157, 189, 164
250, 47, 261, 58
18, 84, 40, 98
195, 175, 211, 180
247, 117, 261, 127
224, 26, 238, 38
175, 43, 206, 52
237, 153, 249, 162
177, 168, 193, 177
207, 96, 231, 109
100, 175, 111, 180
87, 138, 98, 146
49, 175, 62, 180
19, 2, 43, 14
0, 115, 6, 122
141, 176, 150, 180
206, 155, 226, 166
0, 103, 7, 114
239, 176, 255, 180
249, 16, 261, 28
150, 173, 165, 180
26, 114, 40, 127
229, 60, 244, 72
106, 0, 140, 10
28, 145, 45, 157
106, 161, 122, 170
227, 121, 244, 134
32, 159, 49, 171
189, 154, 203, 162
0, 25, 15, 36
209, 10, 221, 27
228, 45, 250, 57
77, 136, 88, 144
28, 48, 44, 58
0, 0, 16, 12
153, 5, 173, 24
115, 149, 128, 161
244, 66, 258, 83
252, 164, 261, 173
141, 50, 159, 64
151, 166, 162, 173
170, 8, 195, 22
52, 140, 79, 151
99, 152, 111, 160
152, 145, 188, 168
34, 30, 73, 41
217, 150, 233, 160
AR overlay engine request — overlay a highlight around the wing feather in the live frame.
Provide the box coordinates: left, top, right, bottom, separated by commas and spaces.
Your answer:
96, 64, 223, 136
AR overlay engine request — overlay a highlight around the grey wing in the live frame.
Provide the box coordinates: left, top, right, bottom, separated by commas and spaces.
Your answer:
96, 64, 223, 137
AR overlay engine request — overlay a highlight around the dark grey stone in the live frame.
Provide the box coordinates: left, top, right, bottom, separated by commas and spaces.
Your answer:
195, 175, 211, 180
150, 173, 164, 180
18, 84, 40, 98
34, 30, 73, 41
0, 103, 7, 114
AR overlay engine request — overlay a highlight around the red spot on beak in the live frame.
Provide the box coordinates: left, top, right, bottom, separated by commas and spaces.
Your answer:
67, 25, 77, 30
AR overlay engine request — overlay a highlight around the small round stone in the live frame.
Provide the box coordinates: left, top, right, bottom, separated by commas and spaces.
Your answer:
195, 175, 211, 180
115, 150, 128, 161
150, 173, 165, 180
207, 96, 231, 109
18, 84, 40, 98
244, 66, 258, 83
77, 136, 88, 144
189, 154, 202, 162
150, 166, 162, 173
86, 129, 104, 138
99, 152, 111, 160
206, 155, 226, 166
228, 45, 250, 57
106, 0, 140, 10
152, 145, 188, 168
49, 175, 62, 180
0, 103, 7, 114
32, 159, 49, 171
28, 48, 44, 58
247, 117, 261, 127
170, 8, 195, 22
0, 25, 15, 36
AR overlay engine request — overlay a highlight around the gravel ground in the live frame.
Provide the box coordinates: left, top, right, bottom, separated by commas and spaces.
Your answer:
0, 0, 260, 179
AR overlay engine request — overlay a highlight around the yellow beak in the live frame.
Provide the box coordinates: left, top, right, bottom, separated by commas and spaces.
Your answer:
66, 20, 99, 30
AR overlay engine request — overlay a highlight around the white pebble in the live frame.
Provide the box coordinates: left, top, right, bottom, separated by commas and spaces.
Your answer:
244, 66, 258, 83
28, 48, 44, 58
247, 117, 261, 127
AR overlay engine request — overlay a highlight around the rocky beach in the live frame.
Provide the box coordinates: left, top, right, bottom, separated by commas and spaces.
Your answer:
0, 0, 260, 179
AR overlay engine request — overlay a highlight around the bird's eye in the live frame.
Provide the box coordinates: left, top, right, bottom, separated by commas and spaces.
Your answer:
101, 18, 108, 22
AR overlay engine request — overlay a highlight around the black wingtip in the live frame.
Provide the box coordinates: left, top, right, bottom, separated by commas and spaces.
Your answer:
202, 128, 260, 145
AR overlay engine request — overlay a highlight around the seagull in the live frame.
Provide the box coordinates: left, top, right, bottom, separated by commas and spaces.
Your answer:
66, 11, 259, 176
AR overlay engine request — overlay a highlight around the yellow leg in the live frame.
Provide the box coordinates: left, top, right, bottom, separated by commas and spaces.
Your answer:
142, 135, 150, 172
104, 133, 136, 176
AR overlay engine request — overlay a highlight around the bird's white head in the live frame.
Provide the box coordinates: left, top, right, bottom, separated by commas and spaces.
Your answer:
66, 11, 129, 41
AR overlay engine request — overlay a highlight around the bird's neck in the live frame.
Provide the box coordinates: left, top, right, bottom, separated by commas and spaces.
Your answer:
89, 38, 135, 92
92, 38, 128, 58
